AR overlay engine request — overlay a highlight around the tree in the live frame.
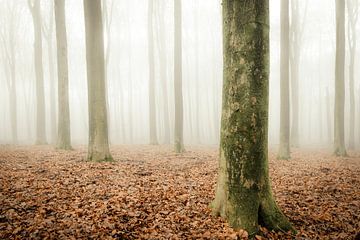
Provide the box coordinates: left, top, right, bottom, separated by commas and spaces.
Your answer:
28, 0, 47, 145
42, 1, 57, 144
155, 0, 170, 144
212, 0, 293, 234
54, 0, 72, 150
174, 0, 185, 153
334, 0, 347, 156
83, 0, 112, 162
290, 0, 307, 147
278, 0, 290, 159
148, 0, 158, 145
0, 2, 19, 144
347, 0, 358, 150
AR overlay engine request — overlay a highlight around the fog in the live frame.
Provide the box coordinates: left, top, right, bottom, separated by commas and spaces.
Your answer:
0, 0, 359, 150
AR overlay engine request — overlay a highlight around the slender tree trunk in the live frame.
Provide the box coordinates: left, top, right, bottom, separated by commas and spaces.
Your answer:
55, 0, 72, 150
194, 2, 201, 143
174, 0, 185, 153
9, 25, 18, 144
334, 0, 347, 156
212, 0, 293, 235
29, 0, 47, 145
44, 1, 57, 144
347, 0, 358, 150
156, 1, 170, 144
148, 0, 158, 145
83, 0, 112, 162
326, 88, 332, 145
278, 0, 290, 159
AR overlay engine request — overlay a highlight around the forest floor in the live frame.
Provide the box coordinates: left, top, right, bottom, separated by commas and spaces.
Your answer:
0, 145, 359, 240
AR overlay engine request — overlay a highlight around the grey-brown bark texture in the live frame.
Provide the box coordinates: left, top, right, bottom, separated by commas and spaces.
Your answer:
278, 0, 290, 160
28, 0, 47, 145
347, 0, 358, 150
174, 0, 185, 153
84, 0, 112, 162
55, 0, 72, 150
212, 0, 293, 235
334, 0, 347, 156
148, 0, 158, 145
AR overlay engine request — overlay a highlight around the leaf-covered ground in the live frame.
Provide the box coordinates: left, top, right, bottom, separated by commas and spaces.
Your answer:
0, 145, 359, 240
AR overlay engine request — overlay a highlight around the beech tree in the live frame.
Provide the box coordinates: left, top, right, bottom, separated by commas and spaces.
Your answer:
347, 0, 358, 150
148, 0, 158, 145
174, 0, 185, 153
334, 0, 347, 156
278, 0, 290, 159
28, 0, 47, 145
83, 0, 112, 162
55, 0, 72, 150
212, 0, 293, 234
0, 2, 19, 144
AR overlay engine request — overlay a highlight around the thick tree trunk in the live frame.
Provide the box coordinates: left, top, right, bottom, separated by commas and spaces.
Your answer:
84, 0, 112, 162
55, 0, 72, 150
334, 0, 347, 156
278, 0, 290, 159
29, 0, 47, 145
212, 0, 293, 235
148, 0, 158, 145
174, 0, 185, 153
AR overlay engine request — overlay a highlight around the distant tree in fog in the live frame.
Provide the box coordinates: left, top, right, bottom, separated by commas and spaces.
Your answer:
28, 0, 47, 145
0, 2, 19, 144
174, 0, 185, 153
347, 0, 358, 150
278, 0, 291, 160
83, 0, 112, 161
290, 0, 307, 147
42, 1, 57, 145
334, 0, 347, 156
212, 0, 293, 233
148, 0, 158, 145
55, 0, 72, 150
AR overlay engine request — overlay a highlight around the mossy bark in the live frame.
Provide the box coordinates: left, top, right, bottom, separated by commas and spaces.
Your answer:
55, 0, 72, 151
334, 0, 347, 157
212, 0, 293, 235
84, 0, 113, 162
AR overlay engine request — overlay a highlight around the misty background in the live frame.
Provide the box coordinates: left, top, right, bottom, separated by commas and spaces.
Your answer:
0, 0, 359, 149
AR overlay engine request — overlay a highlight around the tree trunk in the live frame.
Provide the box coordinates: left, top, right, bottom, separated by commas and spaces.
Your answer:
84, 0, 112, 162
212, 1, 293, 235
156, 0, 170, 144
174, 0, 185, 153
55, 0, 72, 150
148, 0, 158, 145
278, 0, 290, 159
347, 0, 358, 150
326, 88, 332, 144
29, 0, 47, 145
334, 0, 347, 156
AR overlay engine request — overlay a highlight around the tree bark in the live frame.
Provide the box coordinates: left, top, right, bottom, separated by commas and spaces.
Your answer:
212, 0, 293, 235
84, 0, 112, 162
334, 0, 347, 156
347, 0, 358, 150
278, 0, 290, 159
28, 0, 47, 145
174, 0, 185, 153
148, 0, 158, 145
55, 0, 72, 150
